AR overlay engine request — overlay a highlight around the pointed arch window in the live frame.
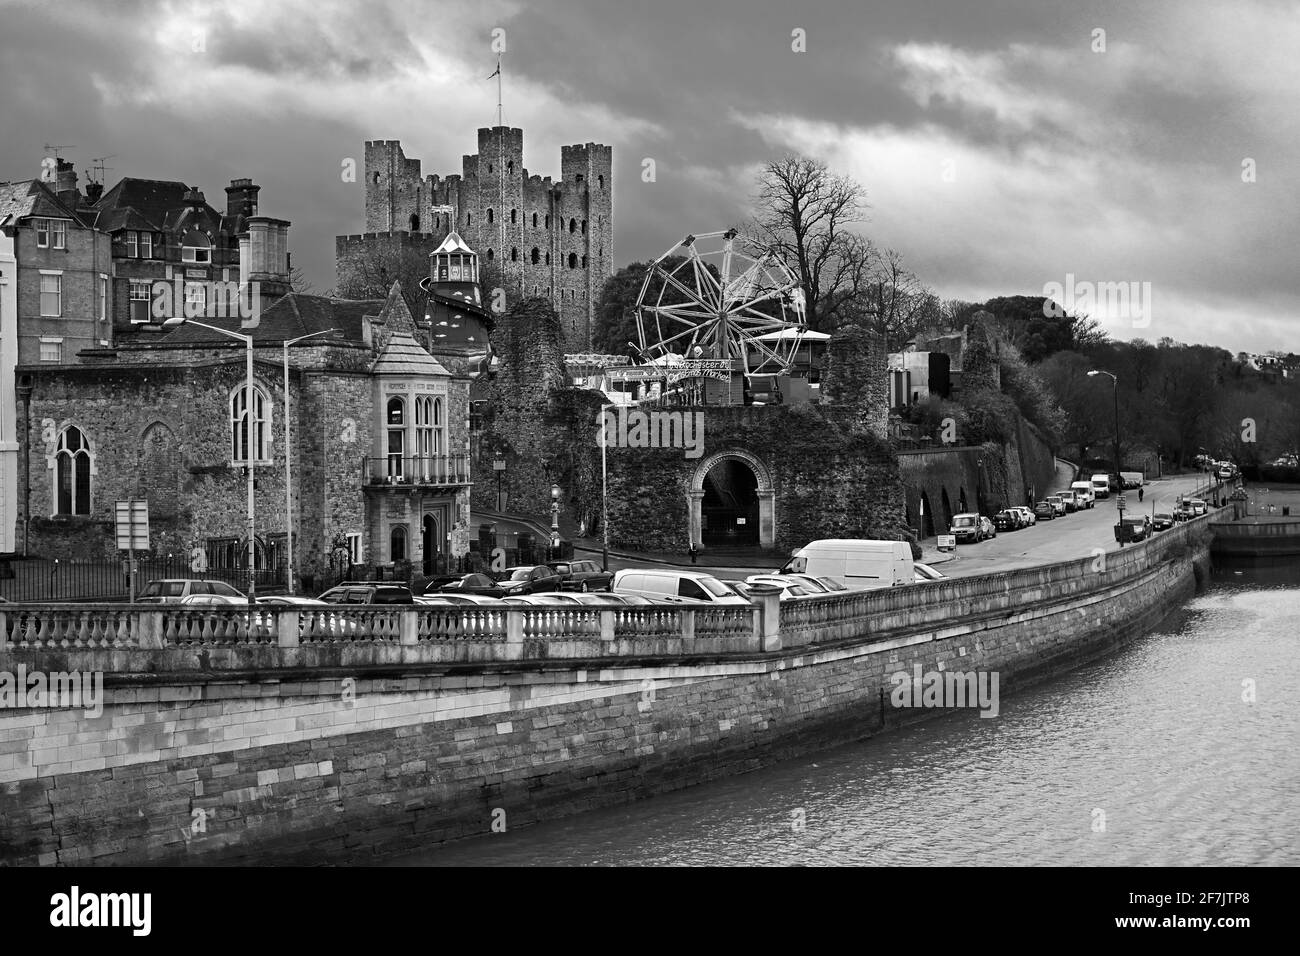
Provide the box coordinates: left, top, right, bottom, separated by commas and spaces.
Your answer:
55, 426, 92, 515
488, 208, 494, 224
231, 384, 271, 463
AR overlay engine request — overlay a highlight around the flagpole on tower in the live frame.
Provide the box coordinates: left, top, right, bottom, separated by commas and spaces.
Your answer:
489, 56, 503, 128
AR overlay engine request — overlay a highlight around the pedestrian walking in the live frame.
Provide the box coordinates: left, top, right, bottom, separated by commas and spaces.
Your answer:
1138, 487, 1144, 502
688, 542, 699, 565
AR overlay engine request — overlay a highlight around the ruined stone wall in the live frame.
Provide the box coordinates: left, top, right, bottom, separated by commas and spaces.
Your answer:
606, 404, 910, 553
820, 325, 889, 439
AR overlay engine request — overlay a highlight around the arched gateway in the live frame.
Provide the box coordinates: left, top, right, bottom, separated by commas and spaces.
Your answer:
688, 449, 776, 550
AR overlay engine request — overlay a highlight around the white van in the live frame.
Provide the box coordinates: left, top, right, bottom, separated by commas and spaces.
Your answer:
1090, 474, 1111, 499
1120, 471, 1144, 490
1069, 481, 1096, 508
612, 569, 751, 605
779, 539, 914, 590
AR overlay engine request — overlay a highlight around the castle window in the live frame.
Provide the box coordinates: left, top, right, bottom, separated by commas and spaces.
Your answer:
507, 161, 513, 174
568, 253, 577, 269
231, 383, 271, 464
488, 208, 494, 224
581, 220, 587, 235
410, 214, 419, 232
511, 209, 517, 224
531, 247, 540, 264
390, 525, 407, 563
373, 172, 380, 185
466, 212, 472, 227
54, 425, 92, 516
598, 175, 604, 189
486, 248, 494, 261
582, 255, 588, 268
545, 214, 550, 229
569, 218, 576, 234
488, 164, 493, 175
576, 174, 584, 184
545, 252, 551, 265
532, 212, 538, 228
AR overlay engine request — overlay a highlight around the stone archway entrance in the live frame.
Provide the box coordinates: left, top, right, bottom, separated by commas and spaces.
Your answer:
688, 449, 775, 550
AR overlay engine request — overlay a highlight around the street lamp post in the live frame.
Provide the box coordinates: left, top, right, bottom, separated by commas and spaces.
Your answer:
600, 401, 613, 572
550, 482, 561, 559
282, 328, 336, 594
183, 318, 258, 603
1088, 369, 1122, 500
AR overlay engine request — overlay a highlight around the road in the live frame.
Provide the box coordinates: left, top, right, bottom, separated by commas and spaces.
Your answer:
937, 475, 1212, 578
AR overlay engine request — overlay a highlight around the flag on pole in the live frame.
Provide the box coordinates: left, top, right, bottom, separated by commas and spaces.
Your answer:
488, 59, 501, 79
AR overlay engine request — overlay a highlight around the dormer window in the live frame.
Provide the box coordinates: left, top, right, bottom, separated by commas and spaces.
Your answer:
182, 230, 211, 264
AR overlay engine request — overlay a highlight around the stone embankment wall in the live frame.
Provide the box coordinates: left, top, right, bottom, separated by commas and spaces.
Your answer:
0, 518, 1211, 865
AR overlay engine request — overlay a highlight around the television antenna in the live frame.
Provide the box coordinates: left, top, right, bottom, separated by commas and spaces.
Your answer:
90, 154, 118, 183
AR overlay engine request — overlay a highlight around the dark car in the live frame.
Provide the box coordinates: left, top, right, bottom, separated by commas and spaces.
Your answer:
498, 565, 563, 595
550, 559, 614, 592
1033, 500, 1056, 520
993, 510, 1020, 531
317, 583, 414, 605
1152, 512, 1174, 531
439, 572, 509, 598
1114, 519, 1147, 544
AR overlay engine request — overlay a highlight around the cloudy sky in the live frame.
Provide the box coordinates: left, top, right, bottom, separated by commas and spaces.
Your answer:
2, 0, 1295, 353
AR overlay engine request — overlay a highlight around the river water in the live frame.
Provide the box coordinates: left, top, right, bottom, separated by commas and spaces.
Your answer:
397, 562, 1300, 866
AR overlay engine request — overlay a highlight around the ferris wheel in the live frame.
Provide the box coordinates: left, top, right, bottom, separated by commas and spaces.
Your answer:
633, 229, 807, 376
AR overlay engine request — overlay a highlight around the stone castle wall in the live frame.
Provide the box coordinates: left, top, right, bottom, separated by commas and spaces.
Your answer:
342, 131, 612, 352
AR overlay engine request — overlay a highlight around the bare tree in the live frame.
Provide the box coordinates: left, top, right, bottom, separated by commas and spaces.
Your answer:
750, 154, 871, 333
859, 248, 942, 349
334, 245, 430, 316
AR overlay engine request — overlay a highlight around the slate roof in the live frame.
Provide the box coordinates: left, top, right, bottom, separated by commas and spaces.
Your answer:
86, 178, 243, 235
0, 179, 91, 227
371, 330, 451, 377
144, 293, 386, 347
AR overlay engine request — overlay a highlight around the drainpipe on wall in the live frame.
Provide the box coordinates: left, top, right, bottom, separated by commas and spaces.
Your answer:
16, 374, 33, 557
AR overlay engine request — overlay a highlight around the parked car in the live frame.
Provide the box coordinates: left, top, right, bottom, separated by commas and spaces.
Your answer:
979, 515, 997, 538
136, 579, 246, 604
549, 559, 614, 592
613, 569, 750, 605
1173, 503, 1194, 522
913, 561, 948, 583
567, 592, 639, 607
438, 573, 510, 598
1034, 500, 1056, 521
421, 591, 503, 605
949, 513, 986, 543
1012, 506, 1037, 526
1189, 499, 1209, 516
718, 580, 753, 601
778, 573, 832, 593
1151, 512, 1175, 531
257, 595, 330, 607
1115, 518, 1147, 543
814, 576, 849, 592
500, 593, 585, 606
742, 576, 814, 600
993, 509, 1020, 532
1217, 464, 1238, 480
178, 593, 248, 606
1046, 496, 1067, 517
1059, 491, 1080, 513
497, 565, 564, 595
317, 583, 414, 604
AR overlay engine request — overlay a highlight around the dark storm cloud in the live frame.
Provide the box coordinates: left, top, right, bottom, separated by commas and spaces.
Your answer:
1, 0, 1295, 350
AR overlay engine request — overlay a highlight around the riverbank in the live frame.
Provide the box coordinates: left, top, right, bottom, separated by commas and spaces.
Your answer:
0, 516, 1212, 865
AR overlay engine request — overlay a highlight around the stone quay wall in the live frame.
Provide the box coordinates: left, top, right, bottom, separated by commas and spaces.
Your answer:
0, 517, 1211, 865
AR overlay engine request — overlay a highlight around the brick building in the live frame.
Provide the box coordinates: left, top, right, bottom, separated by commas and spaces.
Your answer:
0, 173, 113, 553
336, 127, 612, 351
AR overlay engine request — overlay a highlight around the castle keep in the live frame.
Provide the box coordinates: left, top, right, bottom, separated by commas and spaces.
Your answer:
337, 128, 612, 351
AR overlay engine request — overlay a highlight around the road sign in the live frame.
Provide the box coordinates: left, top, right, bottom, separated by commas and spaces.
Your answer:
1115, 495, 1127, 510
937, 534, 956, 551
114, 499, 150, 551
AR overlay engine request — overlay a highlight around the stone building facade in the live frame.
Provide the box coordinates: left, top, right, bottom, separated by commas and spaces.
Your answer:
13, 281, 474, 587
337, 128, 612, 351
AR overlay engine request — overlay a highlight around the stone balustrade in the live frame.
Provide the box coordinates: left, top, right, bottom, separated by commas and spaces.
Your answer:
0, 515, 1210, 674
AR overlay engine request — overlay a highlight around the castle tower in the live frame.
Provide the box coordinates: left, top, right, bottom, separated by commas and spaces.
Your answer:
343, 127, 612, 353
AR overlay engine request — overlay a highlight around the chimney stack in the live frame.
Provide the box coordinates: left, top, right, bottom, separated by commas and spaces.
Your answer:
182, 186, 205, 207
241, 216, 292, 311
85, 181, 104, 204
225, 178, 260, 221
54, 160, 79, 205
